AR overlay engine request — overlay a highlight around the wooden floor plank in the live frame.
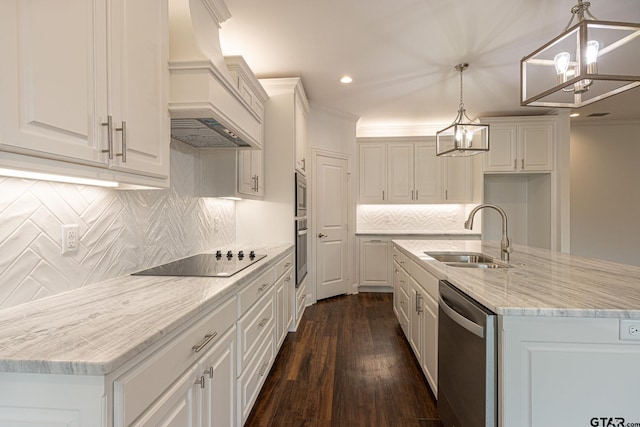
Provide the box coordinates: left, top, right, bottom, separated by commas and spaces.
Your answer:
245, 293, 442, 427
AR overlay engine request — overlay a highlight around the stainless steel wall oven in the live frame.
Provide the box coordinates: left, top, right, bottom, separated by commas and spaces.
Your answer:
295, 172, 307, 218
295, 218, 307, 288
295, 173, 308, 288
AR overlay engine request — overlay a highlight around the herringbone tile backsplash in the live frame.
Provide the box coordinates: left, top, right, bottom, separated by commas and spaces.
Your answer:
0, 142, 235, 310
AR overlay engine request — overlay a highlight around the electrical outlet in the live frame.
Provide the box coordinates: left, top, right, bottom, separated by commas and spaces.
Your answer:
61, 224, 79, 254
620, 319, 640, 341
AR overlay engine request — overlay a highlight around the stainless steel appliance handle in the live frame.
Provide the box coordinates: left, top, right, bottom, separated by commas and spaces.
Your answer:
439, 296, 485, 338
298, 229, 308, 236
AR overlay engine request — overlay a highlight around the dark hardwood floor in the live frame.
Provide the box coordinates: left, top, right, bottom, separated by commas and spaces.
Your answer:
245, 293, 443, 427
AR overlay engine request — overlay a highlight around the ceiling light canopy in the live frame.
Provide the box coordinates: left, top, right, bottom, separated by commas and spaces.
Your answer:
521, 0, 640, 108
436, 63, 489, 157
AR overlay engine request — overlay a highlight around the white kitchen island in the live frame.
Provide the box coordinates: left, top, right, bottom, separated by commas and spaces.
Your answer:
393, 239, 640, 427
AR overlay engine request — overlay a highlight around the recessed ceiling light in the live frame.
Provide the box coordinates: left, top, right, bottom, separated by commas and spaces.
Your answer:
570, 113, 580, 117
339, 76, 353, 84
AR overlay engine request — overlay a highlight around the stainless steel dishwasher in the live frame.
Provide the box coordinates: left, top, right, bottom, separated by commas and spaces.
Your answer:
438, 280, 497, 427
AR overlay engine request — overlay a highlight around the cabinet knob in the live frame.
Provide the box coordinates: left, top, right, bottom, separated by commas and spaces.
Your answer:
318, 233, 326, 238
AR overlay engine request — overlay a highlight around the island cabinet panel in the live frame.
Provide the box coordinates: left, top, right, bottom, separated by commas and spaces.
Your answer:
0, 374, 105, 426
500, 316, 640, 426
392, 245, 439, 394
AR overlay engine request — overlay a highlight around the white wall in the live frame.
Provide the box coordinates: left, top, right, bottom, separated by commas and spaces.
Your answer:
0, 142, 236, 310
307, 105, 358, 302
570, 121, 640, 267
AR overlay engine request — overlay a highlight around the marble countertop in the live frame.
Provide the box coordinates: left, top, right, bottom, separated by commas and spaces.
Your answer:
357, 230, 481, 236
394, 240, 640, 318
0, 244, 292, 376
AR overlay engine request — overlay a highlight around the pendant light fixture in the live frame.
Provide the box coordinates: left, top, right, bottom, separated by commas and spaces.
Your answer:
436, 63, 489, 157
521, 0, 640, 108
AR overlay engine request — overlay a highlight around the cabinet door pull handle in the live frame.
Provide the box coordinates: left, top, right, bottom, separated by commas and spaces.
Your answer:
258, 283, 269, 292
101, 115, 114, 159
514, 159, 517, 170
192, 332, 218, 353
445, 189, 448, 200
302, 158, 306, 171
207, 366, 214, 379
195, 376, 205, 389
284, 262, 292, 268
115, 121, 127, 163
411, 190, 414, 200
255, 175, 259, 192
382, 190, 385, 200
258, 318, 269, 328
521, 158, 525, 169
416, 190, 419, 200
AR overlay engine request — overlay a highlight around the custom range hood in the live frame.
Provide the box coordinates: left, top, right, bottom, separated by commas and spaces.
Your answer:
168, 0, 266, 148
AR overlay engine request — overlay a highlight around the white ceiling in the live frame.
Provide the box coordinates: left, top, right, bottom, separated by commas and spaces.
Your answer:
219, 0, 640, 129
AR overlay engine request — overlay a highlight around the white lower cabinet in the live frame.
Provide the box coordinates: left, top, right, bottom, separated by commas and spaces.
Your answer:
392, 245, 439, 394
359, 238, 392, 289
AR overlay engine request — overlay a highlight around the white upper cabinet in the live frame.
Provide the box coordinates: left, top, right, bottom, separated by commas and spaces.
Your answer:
358, 138, 473, 204
0, 0, 106, 164
414, 142, 440, 203
387, 144, 414, 203
107, 0, 169, 178
294, 93, 308, 174
0, 0, 169, 185
483, 116, 556, 173
358, 143, 387, 202
238, 149, 264, 197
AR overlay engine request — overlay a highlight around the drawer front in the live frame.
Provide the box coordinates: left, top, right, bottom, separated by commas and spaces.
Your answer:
238, 267, 276, 316
237, 288, 275, 374
275, 252, 294, 279
296, 282, 306, 322
398, 284, 410, 327
394, 248, 409, 270
237, 327, 275, 425
114, 296, 236, 426
407, 259, 439, 300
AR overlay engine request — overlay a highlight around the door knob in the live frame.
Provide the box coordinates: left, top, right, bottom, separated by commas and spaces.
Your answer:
317, 233, 326, 238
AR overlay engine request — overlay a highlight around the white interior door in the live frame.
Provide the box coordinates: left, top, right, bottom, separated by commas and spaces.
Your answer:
315, 154, 349, 300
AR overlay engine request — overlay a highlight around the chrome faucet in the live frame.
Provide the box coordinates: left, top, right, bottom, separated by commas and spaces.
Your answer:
465, 204, 512, 261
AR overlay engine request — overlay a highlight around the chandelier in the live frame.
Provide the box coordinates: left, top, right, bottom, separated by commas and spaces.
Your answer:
436, 63, 489, 157
521, 0, 640, 108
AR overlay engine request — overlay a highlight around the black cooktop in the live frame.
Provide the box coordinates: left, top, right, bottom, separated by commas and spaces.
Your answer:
132, 251, 266, 277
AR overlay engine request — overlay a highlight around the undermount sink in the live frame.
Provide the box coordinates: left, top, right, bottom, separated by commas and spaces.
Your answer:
424, 251, 511, 269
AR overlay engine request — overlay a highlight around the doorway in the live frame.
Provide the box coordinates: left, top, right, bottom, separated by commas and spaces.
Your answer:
313, 151, 350, 300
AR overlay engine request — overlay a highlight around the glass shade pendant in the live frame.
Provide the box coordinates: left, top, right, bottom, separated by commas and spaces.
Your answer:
521, 0, 640, 108
436, 63, 489, 157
